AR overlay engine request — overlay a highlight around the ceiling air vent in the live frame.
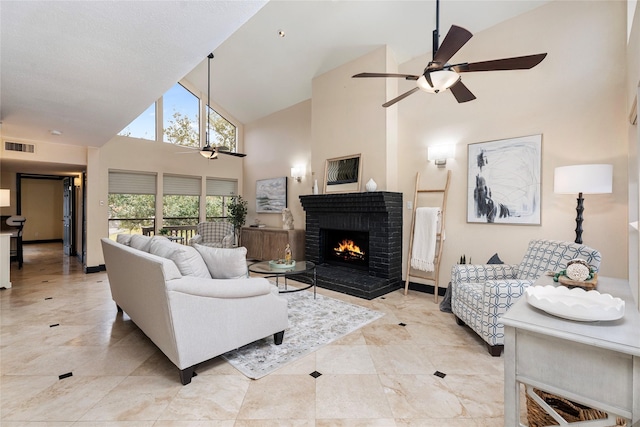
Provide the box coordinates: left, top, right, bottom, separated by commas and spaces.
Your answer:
4, 141, 35, 153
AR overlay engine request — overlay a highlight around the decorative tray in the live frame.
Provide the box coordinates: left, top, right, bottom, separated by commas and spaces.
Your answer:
268, 260, 296, 269
557, 273, 598, 290
525, 285, 625, 322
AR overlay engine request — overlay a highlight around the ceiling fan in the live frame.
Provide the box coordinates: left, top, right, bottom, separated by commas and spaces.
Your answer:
186, 53, 246, 160
352, 0, 547, 107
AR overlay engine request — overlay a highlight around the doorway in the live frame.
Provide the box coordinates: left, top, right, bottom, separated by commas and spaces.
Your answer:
16, 173, 85, 265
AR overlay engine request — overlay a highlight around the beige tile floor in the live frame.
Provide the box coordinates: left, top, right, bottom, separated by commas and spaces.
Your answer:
1, 243, 513, 426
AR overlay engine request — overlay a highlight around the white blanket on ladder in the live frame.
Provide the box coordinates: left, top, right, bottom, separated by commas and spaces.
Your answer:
410, 207, 440, 272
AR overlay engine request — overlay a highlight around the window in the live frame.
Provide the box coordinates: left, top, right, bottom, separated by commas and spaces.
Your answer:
205, 178, 238, 221
118, 103, 156, 140
207, 106, 237, 152
163, 83, 199, 147
108, 172, 156, 238
163, 175, 200, 227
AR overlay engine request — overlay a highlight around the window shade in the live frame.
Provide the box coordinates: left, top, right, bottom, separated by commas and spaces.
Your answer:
108, 171, 156, 194
163, 175, 201, 196
206, 178, 237, 196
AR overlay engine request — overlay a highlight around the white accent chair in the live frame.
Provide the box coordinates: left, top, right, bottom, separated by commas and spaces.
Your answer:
189, 221, 235, 248
450, 239, 601, 356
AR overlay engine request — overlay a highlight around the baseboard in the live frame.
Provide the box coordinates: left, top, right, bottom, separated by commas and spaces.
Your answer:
405, 281, 447, 297
85, 264, 106, 274
23, 239, 63, 244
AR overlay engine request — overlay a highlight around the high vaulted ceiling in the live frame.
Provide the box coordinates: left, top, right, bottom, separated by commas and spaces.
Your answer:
0, 0, 550, 149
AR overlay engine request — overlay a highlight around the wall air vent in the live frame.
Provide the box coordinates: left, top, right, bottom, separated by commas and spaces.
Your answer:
4, 141, 35, 153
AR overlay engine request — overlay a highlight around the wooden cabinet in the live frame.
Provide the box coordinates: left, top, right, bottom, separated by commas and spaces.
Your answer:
240, 227, 305, 261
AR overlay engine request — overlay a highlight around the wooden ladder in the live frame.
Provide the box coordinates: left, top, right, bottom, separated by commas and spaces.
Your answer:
404, 170, 451, 303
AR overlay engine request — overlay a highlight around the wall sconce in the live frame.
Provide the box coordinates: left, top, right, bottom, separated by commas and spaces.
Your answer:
0, 189, 9, 207
554, 164, 613, 244
291, 165, 305, 183
427, 144, 456, 167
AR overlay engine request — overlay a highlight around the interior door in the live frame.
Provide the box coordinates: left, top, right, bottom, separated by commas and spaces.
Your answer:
62, 177, 73, 256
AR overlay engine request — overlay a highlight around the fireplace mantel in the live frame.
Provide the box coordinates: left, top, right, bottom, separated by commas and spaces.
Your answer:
299, 191, 402, 299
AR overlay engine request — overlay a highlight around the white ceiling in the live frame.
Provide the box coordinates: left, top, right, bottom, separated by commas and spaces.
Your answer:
0, 0, 550, 150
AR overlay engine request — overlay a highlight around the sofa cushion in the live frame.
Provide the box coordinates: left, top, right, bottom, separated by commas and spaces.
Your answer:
116, 234, 133, 246
130, 234, 154, 252
193, 244, 248, 279
149, 238, 210, 279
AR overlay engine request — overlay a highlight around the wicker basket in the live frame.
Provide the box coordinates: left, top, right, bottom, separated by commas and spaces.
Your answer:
526, 388, 626, 427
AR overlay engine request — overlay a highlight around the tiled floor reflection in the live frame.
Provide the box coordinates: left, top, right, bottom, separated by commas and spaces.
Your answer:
1, 243, 508, 426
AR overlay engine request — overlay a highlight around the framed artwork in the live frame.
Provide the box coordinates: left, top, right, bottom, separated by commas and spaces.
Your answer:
256, 177, 287, 213
323, 154, 362, 193
467, 134, 542, 225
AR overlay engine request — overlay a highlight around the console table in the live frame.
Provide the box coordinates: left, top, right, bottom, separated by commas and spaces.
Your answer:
240, 227, 304, 261
502, 275, 640, 426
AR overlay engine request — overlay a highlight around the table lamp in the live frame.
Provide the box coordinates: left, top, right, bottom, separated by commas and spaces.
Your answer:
554, 164, 613, 244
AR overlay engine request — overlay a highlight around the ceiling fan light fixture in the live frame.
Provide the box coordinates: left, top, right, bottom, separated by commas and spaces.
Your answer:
416, 70, 460, 93
200, 146, 216, 159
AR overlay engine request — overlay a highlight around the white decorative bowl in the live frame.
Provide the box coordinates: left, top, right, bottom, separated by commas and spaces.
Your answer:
525, 285, 625, 322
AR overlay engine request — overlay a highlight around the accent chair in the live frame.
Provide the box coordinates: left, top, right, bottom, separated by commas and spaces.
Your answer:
450, 239, 601, 356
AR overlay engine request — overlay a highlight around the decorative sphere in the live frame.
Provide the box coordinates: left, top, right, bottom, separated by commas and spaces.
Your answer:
565, 259, 591, 282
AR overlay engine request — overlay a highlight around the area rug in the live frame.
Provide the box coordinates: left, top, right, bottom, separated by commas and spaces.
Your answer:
222, 287, 384, 379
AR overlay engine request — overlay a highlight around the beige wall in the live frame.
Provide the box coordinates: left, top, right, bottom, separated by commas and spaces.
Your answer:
244, 0, 632, 292
399, 0, 628, 286
21, 178, 64, 241
85, 135, 245, 267
627, 0, 640, 306
244, 100, 312, 228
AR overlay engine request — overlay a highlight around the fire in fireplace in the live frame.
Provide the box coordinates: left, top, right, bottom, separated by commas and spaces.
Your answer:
322, 229, 369, 271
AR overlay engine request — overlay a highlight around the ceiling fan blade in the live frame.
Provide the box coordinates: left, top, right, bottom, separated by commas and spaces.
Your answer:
219, 151, 247, 158
353, 72, 419, 80
382, 87, 420, 108
453, 53, 547, 73
431, 25, 473, 67
449, 80, 476, 103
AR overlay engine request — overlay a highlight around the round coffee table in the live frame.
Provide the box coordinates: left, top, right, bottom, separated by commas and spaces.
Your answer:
248, 260, 316, 298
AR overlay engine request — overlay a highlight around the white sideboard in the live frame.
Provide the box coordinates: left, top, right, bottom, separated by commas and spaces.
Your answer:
0, 233, 12, 288
502, 275, 640, 426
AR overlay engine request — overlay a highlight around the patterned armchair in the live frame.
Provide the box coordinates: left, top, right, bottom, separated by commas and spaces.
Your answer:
451, 239, 601, 356
189, 222, 235, 248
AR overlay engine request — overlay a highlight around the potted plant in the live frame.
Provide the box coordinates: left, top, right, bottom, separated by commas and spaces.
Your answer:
227, 195, 248, 245
158, 228, 170, 236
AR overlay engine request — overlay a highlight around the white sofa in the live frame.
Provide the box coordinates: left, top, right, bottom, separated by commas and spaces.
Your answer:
100, 235, 289, 384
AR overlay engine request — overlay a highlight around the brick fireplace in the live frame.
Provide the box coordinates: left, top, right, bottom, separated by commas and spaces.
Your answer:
299, 192, 402, 299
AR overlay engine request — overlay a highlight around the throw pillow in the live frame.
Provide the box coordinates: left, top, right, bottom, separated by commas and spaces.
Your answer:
193, 244, 249, 279
116, 234, 133, 246
487, 253, 504, 264
149, 238, 211, 279
130, 234, 153, 252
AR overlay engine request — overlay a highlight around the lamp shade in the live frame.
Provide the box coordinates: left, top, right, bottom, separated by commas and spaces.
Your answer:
0, 189, 9, 207
554, 164, 613, 194
416, 71, 460, 94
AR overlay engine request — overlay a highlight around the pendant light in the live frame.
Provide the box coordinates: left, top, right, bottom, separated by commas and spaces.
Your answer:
200, 53, 217, 159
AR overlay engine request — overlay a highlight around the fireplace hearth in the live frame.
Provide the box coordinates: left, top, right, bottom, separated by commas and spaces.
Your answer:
299, 192, 402, 299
